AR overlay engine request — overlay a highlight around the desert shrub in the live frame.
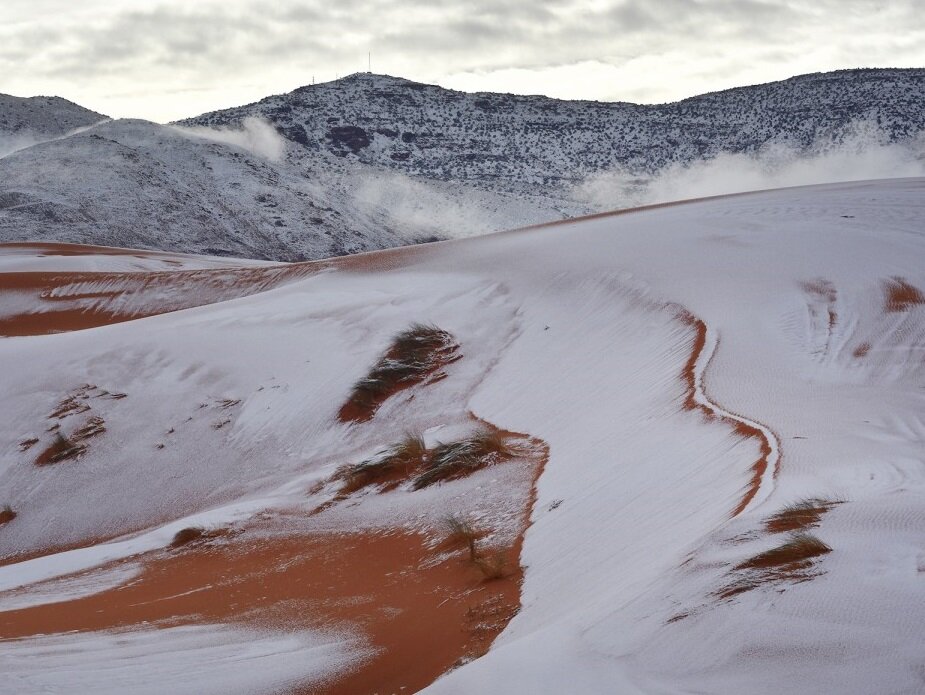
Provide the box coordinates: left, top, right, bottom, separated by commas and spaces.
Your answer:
441, 515, 509, 581
735, 533, 832, 571
0, 505, 16, 525
442, 515, 479, 560
38, 433, 85, 465
716, 533, 833, 599
412, 429, 513, 489
339, 323, 458, 421
339, 432, 427, 493
765, 498, 840, 534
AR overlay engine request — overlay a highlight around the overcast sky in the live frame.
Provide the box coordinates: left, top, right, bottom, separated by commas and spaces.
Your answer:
2, 0, 922, 122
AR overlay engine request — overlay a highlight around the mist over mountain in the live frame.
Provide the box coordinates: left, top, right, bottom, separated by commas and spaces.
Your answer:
2, 68, 924, 260
0, 94, 107, 157
184, 69, 925, 187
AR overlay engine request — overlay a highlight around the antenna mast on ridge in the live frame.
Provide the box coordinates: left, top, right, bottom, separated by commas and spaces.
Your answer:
368, 52, 371, 73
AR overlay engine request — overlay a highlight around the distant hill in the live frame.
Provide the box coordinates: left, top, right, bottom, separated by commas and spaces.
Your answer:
0, 94, 107, 157
181, 68, 925, 189
1, 68, 923, 260
0, 94, 106, 137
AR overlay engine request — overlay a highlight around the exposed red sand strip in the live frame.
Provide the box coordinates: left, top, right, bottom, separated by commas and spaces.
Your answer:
0, 265, 319, 336
675, 309, 778, 517
1, 241, 207, 259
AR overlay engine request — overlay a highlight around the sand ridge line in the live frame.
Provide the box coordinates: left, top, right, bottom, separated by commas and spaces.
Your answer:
676, 309, 780, 517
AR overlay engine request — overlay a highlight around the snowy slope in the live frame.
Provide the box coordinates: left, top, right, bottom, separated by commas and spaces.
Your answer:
0, 93, 107, 157
0, 118, 562, 260
1, 178, 924, 693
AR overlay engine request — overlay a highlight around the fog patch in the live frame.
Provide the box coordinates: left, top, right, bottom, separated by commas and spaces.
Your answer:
0, 121, 109, 159
349, 169, 549, 241
573, 120, 925, 211
172, 117, 287, 162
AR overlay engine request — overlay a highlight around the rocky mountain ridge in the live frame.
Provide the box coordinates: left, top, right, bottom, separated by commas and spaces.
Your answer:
1, 68, 923, 260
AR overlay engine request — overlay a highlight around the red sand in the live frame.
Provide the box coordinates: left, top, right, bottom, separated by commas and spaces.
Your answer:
0, 531, 521, 694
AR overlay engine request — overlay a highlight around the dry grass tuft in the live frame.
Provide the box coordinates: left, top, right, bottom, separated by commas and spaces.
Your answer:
0, 505, 16, 526
765, 498, 840, 534
18, 437, 39, 452
37, 432, 86, 465
339, 323, 459, 422
442, 515, 480, 560
72, 416, 106, 441
412, 429, 514, 490
339, 433, 428, 493
441, 515, 509, 581
716, 533, 833, 600
735, 533, 832, 572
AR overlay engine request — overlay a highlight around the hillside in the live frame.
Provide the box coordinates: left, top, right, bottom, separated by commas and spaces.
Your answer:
0, 94, 107, 157
1, 178, 924, 693
0, 118, 558, 260
183, 68, 925, 189
1, 69, 923, 260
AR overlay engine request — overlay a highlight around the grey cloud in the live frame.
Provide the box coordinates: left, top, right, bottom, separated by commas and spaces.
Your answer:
1, 0, 922, 118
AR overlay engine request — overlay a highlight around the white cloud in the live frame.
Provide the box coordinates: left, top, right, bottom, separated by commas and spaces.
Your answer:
572, 120, 925, 210
0, 1, 923, 120
171, 117, 287, 161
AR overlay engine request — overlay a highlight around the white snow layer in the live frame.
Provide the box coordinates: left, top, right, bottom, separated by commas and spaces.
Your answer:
1, 179, 925, 693
0, 562, 141, 611
0, 624, 370, 695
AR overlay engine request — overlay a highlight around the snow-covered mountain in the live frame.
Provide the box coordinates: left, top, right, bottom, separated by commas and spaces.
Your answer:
1, 69, 923, 260
0, 118, 559, 260
183, 68, 925, 189
0, 94, 107, 157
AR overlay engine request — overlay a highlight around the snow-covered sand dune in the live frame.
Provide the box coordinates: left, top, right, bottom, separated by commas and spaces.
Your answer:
1, 178, 924, 693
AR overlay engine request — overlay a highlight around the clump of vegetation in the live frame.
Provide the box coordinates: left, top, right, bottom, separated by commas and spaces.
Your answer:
735, 533, 832, 572
443, 515, 480, 559
339, 433, 428, 493
441, 515, 509, 581
37, 432, 85, 465
0, 505, 16, 526
717, 533, 833, 600
170, 526, 231, 548
412, 429, 513, 490
72, 416, 106, 441
18, 437, 39, 452
338, 323, 459, 422
765, 498, 840, 534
